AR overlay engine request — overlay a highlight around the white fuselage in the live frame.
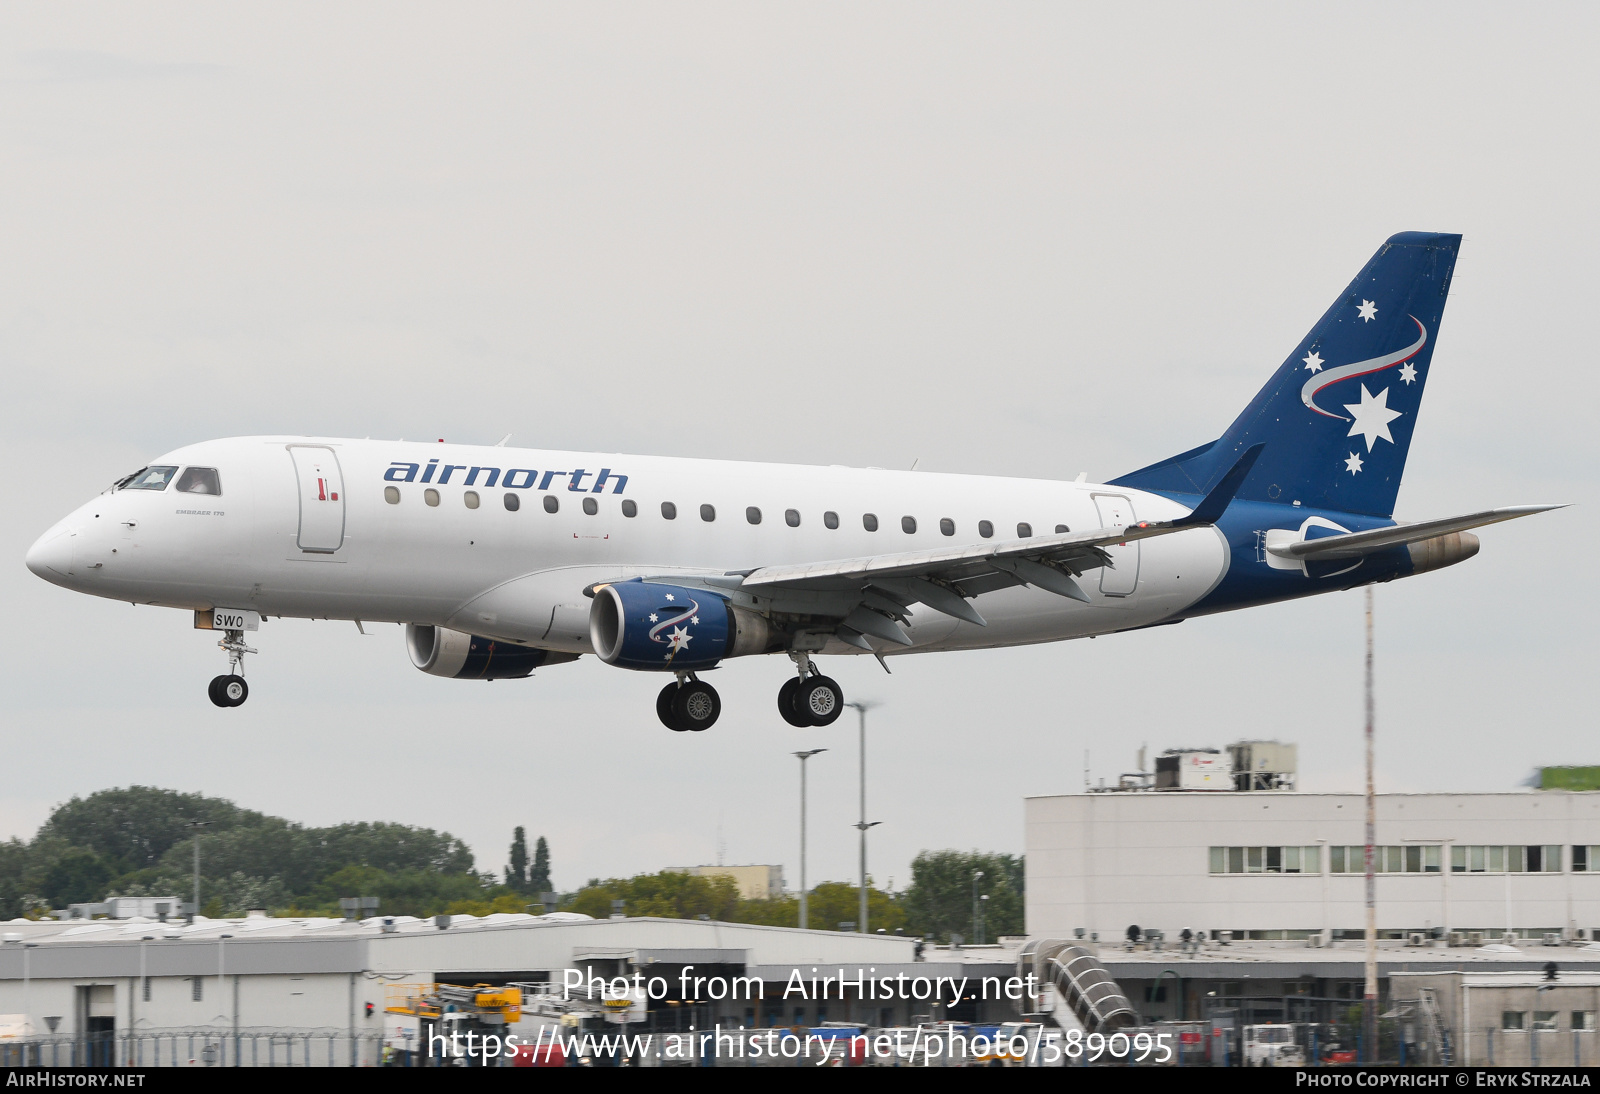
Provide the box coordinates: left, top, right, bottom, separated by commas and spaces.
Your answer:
27, 437, 1230, 659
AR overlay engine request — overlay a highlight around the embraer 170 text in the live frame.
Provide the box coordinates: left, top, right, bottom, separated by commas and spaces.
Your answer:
26, 233, 1561, 730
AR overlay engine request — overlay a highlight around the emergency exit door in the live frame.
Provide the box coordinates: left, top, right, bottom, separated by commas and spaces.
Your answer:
1092, 493, 1140, 596
288, 446, 346, 553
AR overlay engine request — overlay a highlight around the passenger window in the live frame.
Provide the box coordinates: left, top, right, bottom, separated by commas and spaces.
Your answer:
583, 497, 598, 515
425, 489, 441, 507
979, 520, 993, 539
939, 518, 955, 536
1017, 522, 1032, 538
543, 495, 559, 514
503, 492, 520, 511
622, 499, 637, 518
384, 486, 401, 505
901, 516, 917, 534
746, 507, 762, 525
700, 504, 716, 522
661, 501, 677, 520
863, 513, 878, 532
785, 509, 800, 528
824, 511, 839, 530
175, 467, 221, 495
1055, 524, 1070, 534
464, 491, 480, 509
123, 466, 179, 491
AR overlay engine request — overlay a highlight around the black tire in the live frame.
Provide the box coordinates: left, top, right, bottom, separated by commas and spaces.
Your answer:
657, 683, 686, 731
221, 675, 248, 707
797, 676, 843, 726
672, 681, 721, 732
777, 677, 810, 727
208, 676, 231, 708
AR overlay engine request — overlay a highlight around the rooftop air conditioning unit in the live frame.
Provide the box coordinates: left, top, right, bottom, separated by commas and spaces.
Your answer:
1501, 933, 1518, 946
1447, 932, 1466, 947
1467, 932, 1485, 946
1407, 933, 1426, 947
1543, 933, 1563, 947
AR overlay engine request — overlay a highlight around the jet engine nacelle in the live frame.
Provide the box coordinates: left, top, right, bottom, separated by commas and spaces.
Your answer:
589, 580, 774, 671
406, 624, 578, 680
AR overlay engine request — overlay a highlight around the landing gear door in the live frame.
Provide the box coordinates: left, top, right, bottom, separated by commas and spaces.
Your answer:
288, 445, 346, 553
1091, 493, 1140, 597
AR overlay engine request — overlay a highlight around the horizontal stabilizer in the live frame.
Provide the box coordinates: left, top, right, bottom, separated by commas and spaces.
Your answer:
1266, 504, 1565, 561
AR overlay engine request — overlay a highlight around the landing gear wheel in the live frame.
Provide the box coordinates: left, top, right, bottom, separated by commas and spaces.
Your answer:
210, 675, 248, 708
797, 676, 843, 726
671, 681, 721, 732
657, 683, 687, 731
777, 677, 810, 727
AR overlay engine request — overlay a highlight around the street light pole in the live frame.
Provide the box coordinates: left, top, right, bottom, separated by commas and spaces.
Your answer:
1363, 586, 1378, 1064
185, 821, 210, 916
973, 871, 985, 946
793, 749, 827, 930
845, 702, 881, 934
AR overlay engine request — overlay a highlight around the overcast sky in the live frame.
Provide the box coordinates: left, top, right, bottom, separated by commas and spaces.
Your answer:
2, 4, 1595, 897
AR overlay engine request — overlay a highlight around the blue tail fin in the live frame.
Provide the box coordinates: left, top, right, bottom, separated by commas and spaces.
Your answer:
1111, 231, 1461, 518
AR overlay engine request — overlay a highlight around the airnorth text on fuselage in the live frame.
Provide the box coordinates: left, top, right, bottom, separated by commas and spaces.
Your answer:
384, 460, 629, 493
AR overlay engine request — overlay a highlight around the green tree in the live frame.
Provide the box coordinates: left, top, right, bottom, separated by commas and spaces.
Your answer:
506, 827, 528, 892
902, 850, 1024, 943
39, 847, 115, 906
37, 787, 263, 875
529, 836, 551, 895
569, 871, 740, 921
804, 882, 906, 933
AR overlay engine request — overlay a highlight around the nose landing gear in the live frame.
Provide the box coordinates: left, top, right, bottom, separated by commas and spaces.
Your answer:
657, 673, 720, 732
208, 629, 255, 708
779, 652, 843, 727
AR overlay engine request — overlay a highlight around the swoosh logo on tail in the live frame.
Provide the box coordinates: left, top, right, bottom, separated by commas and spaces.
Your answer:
1301, 316, 1426, 420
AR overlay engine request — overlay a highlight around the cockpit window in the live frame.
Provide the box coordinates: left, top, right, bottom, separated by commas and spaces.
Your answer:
174, 467, 222, 495
121, 466, 179, 491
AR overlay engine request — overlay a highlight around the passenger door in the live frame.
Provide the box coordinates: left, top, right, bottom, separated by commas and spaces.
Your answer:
288, 445, 346, 553
1092, 493, 1140, 596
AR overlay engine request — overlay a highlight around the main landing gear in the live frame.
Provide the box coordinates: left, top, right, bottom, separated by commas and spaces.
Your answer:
208, 628, 256, 708
779, 652, 843, 727
657, 673, 721, 732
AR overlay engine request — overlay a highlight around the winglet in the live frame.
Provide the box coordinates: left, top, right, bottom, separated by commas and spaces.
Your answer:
1173, 443, 1265, 527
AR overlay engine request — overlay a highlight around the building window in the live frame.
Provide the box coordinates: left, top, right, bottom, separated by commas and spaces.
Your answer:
1574, 1011, 1596, 1032
1451, 845, 1564, 874
823, 511, 839, 530
700, 504, 716, 522
543, 495, 559, 514
863, 513, 878, 532
582, 497, 598, 515
1575, 846, 1600, 872
978, 520, 993, 539
661, 501, 677, 520
1210, 846, 1321, 875
939, 518, 955, 536
384, 486, 400, 504
424, 488, 440, 507
901, 516, 917, 534
621, 499, 637, 518
503, 492, 520, 511
1534, 1012, 1559, 1032
1502, 1011, 1526, 1032
464, 490, 480, 509
1330, 845, 1444, 873
785, 509, 800, 527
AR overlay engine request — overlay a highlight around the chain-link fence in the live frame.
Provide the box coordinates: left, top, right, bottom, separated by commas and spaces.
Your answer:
0, 1028, 383, 1067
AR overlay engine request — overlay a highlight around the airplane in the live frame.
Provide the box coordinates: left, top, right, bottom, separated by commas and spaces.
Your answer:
25, 232, 1561, 731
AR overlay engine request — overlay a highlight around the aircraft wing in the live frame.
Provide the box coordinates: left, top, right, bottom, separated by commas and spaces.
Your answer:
1265, 504, 1564, 561
657, 445, 1267, 649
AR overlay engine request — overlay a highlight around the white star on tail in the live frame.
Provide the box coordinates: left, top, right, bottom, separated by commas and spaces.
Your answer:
664, 594, 676, 601
1345, 451, 1364, 475
1357, 299, 1378, 322
1302, 351, 1324, 373
1343, 384, 1402, 451
648, 613, 658, 623
1398, 362, 1417, 385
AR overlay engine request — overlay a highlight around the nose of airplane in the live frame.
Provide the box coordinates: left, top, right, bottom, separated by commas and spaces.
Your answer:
25, 525, 76, 581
